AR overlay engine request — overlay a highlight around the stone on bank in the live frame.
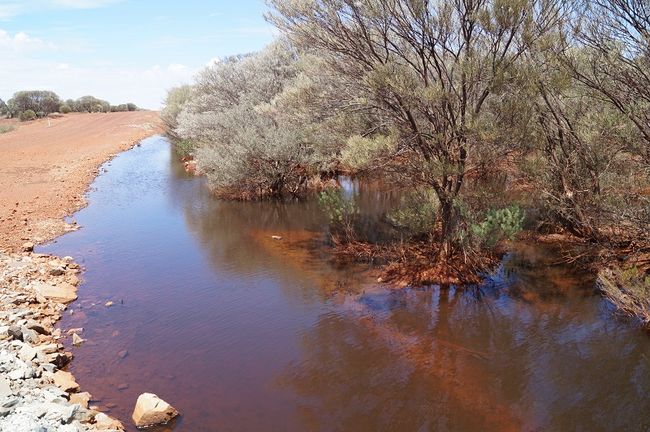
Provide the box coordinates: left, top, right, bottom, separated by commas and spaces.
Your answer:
131, 393, 179, 428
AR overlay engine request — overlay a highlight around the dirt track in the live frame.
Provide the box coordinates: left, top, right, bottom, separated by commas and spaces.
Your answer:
0, 111, 162, 251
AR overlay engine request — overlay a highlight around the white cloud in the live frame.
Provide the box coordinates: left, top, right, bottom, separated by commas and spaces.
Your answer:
205, 57, 220, 67
167, 63, 188, 73
0, 29, 56, 52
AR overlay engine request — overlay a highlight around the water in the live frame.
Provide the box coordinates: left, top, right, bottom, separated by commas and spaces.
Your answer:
41, 136, 650, 431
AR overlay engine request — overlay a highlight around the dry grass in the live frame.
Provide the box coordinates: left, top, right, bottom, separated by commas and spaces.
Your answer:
0, 124, 15, 134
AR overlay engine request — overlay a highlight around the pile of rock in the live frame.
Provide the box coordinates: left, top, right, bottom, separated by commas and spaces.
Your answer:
0, 250, 124, 431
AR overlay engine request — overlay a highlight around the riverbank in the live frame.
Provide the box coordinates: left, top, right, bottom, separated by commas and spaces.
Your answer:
0, 111, 162, 252
0, 111, 162, 430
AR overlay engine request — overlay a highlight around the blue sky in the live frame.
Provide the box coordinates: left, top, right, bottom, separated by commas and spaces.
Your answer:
0, 0, 276, 108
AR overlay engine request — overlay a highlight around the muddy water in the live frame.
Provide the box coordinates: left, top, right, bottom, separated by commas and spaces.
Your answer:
41, 136, 650, 431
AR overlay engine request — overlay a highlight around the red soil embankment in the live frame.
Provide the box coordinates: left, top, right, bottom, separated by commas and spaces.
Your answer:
0, 111, 163, 251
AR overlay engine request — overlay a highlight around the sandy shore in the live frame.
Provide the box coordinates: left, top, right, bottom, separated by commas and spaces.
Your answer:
0, 112, 162, 431
0, 112, 163, 252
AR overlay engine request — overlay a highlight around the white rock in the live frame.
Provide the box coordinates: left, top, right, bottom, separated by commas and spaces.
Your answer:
32, 282, 77, 304
131, 393, 179, 428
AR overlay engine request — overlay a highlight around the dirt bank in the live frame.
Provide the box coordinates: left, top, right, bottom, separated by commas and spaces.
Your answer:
0, 112, 162, 252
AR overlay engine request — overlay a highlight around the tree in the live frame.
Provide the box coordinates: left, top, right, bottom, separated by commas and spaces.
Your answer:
569, 0, 650, 165
268, 0, 565, 260
161, 85, 192, 135
8, 90, 61, 116
75, 95, 110, 113
0, 98, 7, 117
174, 41, 346, 198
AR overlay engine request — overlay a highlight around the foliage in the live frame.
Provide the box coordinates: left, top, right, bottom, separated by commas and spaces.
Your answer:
161, 85, 192, 136
340, 134, 396, 172
386, 189, 439, 238
19, 110, 36, 122
173, 41, 356, 199
318, 188, 358, 239
174, 139, 195, 158
59, 104, 72, 114
8, 91, 61, 117
269, 0, 566, 260
0, 124, 15, 134
470, 206, 525, 248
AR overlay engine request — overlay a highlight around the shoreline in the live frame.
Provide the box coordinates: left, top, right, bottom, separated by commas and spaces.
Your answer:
0, 113, 162, 431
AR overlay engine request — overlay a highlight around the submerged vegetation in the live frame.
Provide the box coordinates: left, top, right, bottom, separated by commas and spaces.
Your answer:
163, 0, 649, 316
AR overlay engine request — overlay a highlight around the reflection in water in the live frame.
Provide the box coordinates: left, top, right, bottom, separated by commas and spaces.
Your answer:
42, 137, 650, 431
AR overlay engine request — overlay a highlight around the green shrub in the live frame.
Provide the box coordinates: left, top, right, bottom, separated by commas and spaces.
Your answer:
470, 205, 525, 247
59, 104, 72, 114
174, 139, 195, 157
0, 124, 15, 134
387, 189, 438, 237
19, 110, 36, 121
318, 188, 358, 238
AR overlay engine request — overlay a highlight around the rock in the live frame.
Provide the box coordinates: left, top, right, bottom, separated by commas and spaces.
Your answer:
117, 383, 129, 391
66, 328, 83, 336
69, 392, 91, 409
271, 235, 282, 240
49, 351, 73, 369
20, 326, 39, 344
72, 333, 84, 346
33, 281, 77, 304
104, 301, 114, 307
18, 344, 39, 362
131, 393, 179, 428
50, 266, 65, 276
95, 412, 125, 430
0, 377, 12, 397
117, 350, 128, 359
26, 320, 50, 335
22, 242, 34, 252
52, 370, 79, 393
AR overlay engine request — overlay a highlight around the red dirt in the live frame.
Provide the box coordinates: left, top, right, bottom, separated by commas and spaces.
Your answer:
0, 111, 163, 252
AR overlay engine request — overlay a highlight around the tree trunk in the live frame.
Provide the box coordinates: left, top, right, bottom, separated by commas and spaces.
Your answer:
438, 196, 455, 263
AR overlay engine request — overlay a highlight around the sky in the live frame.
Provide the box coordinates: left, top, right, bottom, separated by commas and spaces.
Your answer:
0, 0, 276, 109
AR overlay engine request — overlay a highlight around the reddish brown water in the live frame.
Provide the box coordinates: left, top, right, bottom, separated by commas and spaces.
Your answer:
41, 137, 650, 431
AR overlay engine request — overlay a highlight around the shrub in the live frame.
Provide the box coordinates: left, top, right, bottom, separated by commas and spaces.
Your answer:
318, 188, 358, 240
0, 124, 15, 134
59, 104, 72, 114
387, 189, 439, 238
174, 139, 195, 157
470, 205, 525, 247
19, 110, 36, 122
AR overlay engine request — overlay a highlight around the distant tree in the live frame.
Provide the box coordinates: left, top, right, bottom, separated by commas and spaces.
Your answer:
8, 90, 61, 116
59, 104, 72, 114
126, 103, 137, 111
0, 98, 7, 117
75, 95, 110, 113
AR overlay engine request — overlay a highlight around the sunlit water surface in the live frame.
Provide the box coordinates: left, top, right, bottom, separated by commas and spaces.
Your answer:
41, 136, 650, 431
